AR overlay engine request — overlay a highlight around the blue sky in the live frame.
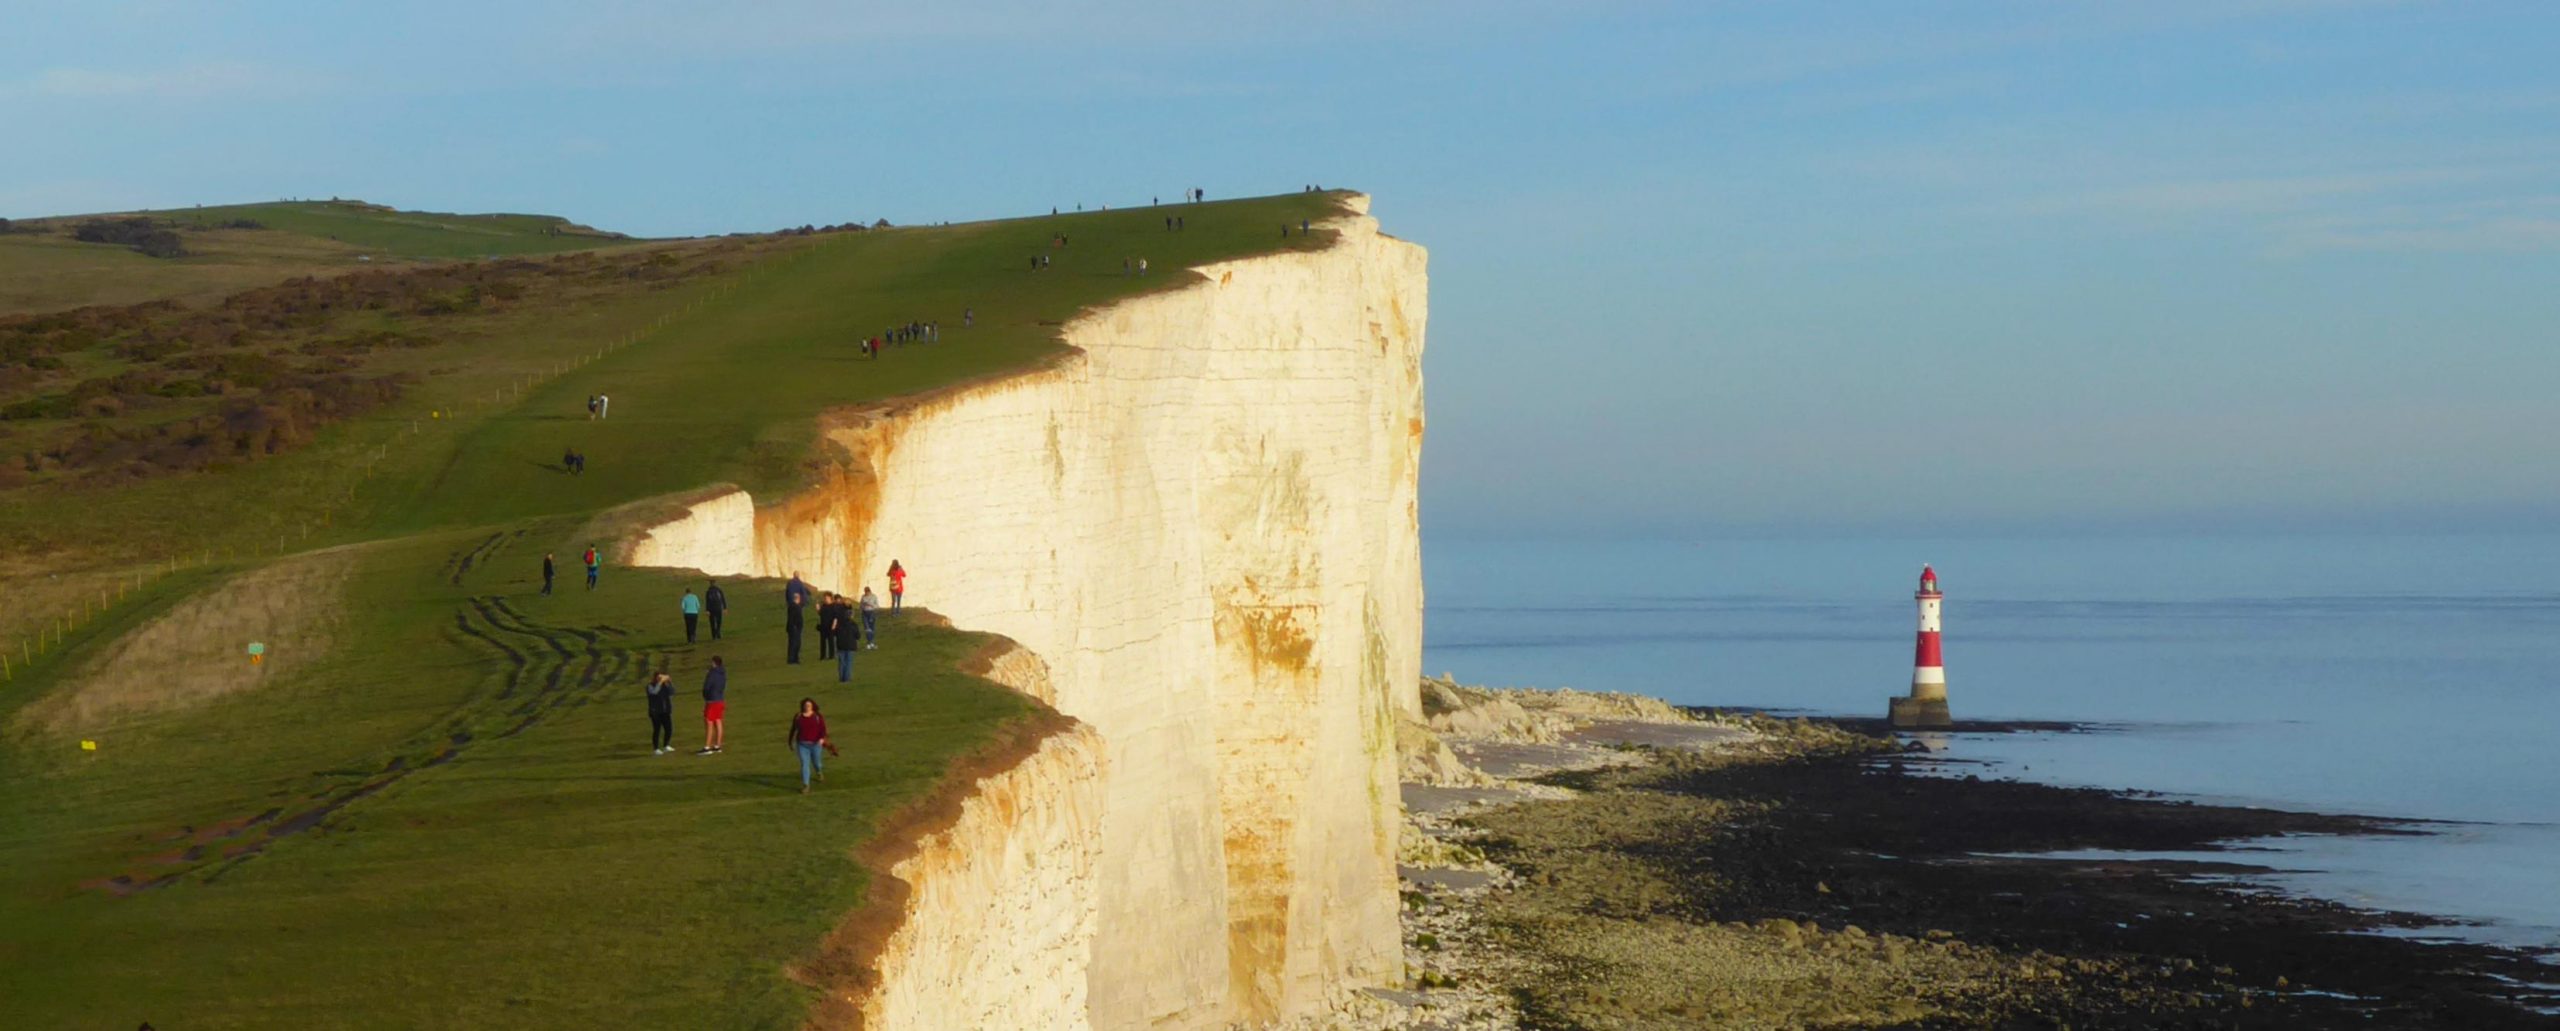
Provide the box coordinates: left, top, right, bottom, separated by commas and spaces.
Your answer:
6, 1, 2557, 537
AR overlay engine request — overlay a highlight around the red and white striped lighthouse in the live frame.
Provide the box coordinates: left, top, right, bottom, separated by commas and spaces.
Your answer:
1889, 564, 1953, 727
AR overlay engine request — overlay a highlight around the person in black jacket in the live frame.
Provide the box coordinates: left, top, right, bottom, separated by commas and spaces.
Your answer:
832, 601, 862, 682
817, 591, 838, 661
541, 553, 556, 596
644, 670, 676, 754
783, 574, 808, 664
704, 580, 727, 640
697, 657, 728, 755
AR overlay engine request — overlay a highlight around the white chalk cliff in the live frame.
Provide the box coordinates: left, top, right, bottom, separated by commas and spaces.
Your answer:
630, 196, 1427, 1029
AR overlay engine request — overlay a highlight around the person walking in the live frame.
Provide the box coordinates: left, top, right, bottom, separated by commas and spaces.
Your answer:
887, 560, 906, 612
680, 589, 702, 643
784, 573, 809, 664
787, 697, 829, 793
541, 553, 556, 596
696, 657, 728, 755
859, 587, 880, 649
704, 580, 727, 640
583, 544, 601, 590
645, 670, 677, 754
817, 591, 839, 661
832, 603, 860, 682
598, 394, 610, 420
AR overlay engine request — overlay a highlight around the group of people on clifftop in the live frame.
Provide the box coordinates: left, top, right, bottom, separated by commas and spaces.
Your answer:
533, 544, 910, 793
858, 320, 942, 359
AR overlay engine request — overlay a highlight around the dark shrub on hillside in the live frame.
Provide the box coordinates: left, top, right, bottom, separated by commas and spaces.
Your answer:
69, 217, 187, 259
72, 217, 157, 246
30, 371, 412, 480
208, 351, 289, 389
134, 230, 186, 259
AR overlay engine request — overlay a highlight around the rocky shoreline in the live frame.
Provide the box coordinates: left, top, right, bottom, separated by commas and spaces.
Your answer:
1373, 679, 2559, 1030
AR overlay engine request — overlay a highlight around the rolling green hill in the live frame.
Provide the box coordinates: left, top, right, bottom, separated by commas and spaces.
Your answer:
0, 199, 651, 316
0, 190, 1353, 1027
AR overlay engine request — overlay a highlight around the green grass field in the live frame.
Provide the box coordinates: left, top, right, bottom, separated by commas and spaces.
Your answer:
0, 199, 648, 316
0, 190, 1351, 1027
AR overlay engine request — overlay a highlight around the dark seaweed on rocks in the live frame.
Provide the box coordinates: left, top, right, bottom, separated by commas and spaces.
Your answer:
1464, 722, 2558, 1029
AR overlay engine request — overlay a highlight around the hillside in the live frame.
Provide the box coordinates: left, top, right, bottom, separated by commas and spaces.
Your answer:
0, 199, 651, 316
0, 190, 1368, 1027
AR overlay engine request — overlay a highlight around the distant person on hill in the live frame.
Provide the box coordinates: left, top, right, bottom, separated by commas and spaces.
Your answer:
587, 396, 599, 420
541, 553, 556, 596
784, 573, 809, 664
697, 657, 728, 755
963, 307, 973, 327
583, 545, 601, 589
1138, 258, 1148, 276
859, 587, 880, 649
561, 445, 576, 471
816, 591, 839, 662
1301, 219, 1310, 234
704, 580, 727, 639
681, 588, 702, 643
787, 697, 830, 793
645, 670, 676, 754
887, 560, 906, 612
598, 394, 610, 420
1176, 216, 1183, 230
832, 602, 861, 682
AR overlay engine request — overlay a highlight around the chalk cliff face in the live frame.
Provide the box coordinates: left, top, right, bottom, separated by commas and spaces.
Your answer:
630, 197, 1425, 1029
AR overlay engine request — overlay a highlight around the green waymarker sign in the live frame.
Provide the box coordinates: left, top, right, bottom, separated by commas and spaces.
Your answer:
247, 642, 267, 657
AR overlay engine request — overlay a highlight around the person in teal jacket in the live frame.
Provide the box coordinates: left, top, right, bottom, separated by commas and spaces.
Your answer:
680, 589, 702, 643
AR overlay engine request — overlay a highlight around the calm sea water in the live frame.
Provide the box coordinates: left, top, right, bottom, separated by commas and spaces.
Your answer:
1424, 534, 2560, 952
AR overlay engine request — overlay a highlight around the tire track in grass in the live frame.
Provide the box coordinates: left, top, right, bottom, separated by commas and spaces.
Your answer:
82, 594, 640, 894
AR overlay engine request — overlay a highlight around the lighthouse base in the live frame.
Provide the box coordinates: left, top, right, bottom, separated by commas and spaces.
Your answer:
1888, 695, 1952, 728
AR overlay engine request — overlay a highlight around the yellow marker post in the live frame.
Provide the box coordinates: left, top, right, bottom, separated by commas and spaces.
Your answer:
80, 740, 97, 752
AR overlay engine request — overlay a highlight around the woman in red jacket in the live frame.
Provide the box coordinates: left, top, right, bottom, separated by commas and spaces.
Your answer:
887, 560, 906, 612
787, 698, 829, 794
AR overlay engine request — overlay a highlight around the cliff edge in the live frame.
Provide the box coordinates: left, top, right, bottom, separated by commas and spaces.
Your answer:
629, 196, 1427, 1029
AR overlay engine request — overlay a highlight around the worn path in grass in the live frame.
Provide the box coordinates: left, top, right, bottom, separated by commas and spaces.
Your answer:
0, 191, 1350, 1027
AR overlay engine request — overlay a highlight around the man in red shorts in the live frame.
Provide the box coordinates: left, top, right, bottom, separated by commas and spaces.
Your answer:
697, 656, 728, 755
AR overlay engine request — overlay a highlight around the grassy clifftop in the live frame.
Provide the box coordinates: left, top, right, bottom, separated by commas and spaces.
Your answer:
0, 189, 1356, 1026
0, 199, 651, 317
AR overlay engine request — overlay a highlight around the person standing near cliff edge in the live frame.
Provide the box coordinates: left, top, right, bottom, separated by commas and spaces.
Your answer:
787, 697, 829, 793
832, 604, 860, 683
859, 587, 879, 650
816, 591, 839, 662
680, 588, 702, 643
583, 544, 600, 590
886, 561, 906, 613
704, 580, 727, 640
783, 574, 809, 664
644, 670, 676, 754
696, 657, 727, 755
541, 553, 555, 596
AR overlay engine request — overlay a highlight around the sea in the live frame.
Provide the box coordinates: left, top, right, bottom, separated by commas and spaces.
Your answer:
1423, 534, 2560, 954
